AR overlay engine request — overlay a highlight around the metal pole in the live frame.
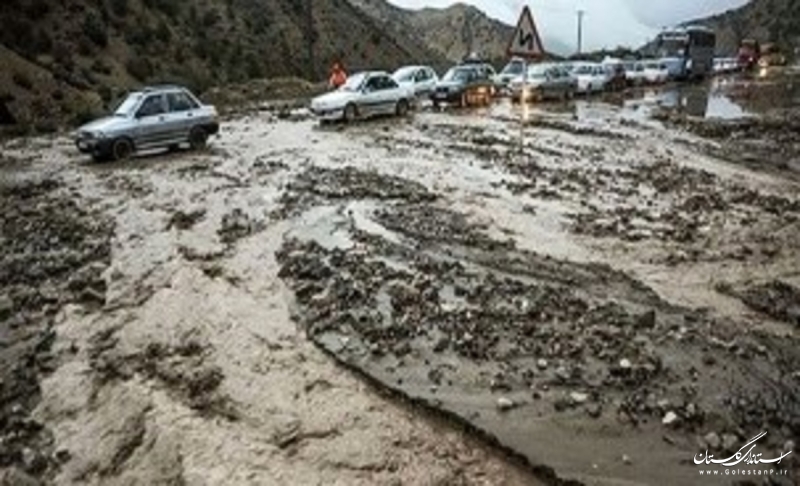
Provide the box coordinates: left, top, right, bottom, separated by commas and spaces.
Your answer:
577, 10, 585, 56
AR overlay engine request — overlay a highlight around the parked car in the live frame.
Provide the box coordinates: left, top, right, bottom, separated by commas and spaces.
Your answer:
643, 61, 670, 84
510, 63, 577, 103
497, 57, 527, 89
74, 85, 219, 162
392, 65, 439, 98
310, 71, 414, 122
459, 57, 501, 94
625, 62, 647, 86
572, 63, 608, 94
430, 65, 494, 108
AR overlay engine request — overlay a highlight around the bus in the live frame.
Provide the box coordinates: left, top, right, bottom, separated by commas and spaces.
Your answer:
656, 26, 716, 80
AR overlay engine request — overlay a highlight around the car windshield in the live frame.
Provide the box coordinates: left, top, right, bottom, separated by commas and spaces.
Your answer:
393, 67, 416, 82
442, 68, 473, 82
527, 65, 550, 78
575, 65, 594, 75
114, 93, 143, 117
341, 73, 368, 91
501, 62, 524, 75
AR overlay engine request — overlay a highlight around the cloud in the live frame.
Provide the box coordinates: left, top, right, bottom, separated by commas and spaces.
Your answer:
386, 0, 746, 52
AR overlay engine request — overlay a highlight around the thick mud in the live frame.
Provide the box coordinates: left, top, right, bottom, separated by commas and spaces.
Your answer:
0, 174, 112, 483
1, 72, 799, 485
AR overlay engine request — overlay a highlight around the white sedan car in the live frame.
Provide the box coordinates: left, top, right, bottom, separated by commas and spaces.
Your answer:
392, 66, 439, 98
573, 63, 608, 94
310, 72, 415, 122
643, 62, 670, 84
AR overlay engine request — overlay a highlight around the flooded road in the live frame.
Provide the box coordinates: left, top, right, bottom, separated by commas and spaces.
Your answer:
1, 74, 799, 485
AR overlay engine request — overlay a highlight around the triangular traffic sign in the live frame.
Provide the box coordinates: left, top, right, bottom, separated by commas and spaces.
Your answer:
507, 6, 544, 59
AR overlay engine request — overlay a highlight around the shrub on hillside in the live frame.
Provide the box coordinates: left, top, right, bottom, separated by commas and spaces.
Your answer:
83, 11, 109, 47
108, 0, 128, 17
12, 72, 34, 91
126, 56, 153, 81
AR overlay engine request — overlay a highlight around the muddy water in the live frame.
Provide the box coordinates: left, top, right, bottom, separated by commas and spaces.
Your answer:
0, 86, 798, 485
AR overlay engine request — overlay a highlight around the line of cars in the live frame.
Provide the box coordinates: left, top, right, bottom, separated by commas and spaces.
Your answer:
308, 56, 685, 123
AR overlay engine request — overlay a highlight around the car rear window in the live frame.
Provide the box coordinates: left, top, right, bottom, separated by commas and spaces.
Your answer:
167, 92, 199, 112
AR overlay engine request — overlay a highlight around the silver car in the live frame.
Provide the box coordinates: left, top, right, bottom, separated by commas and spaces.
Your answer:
510, 64, 577, 102
75, 85, 219, 162
392, 66, 439, 98
310, 71, 415, 123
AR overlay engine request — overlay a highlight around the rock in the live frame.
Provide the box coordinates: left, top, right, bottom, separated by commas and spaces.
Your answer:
784, 440, 795, 453
0, 467, 41, 486
619, 358, 632, 370
586, 403, 603, 419
0, 294, 13, 320
21, 447, 47, 475
622, 454, 632, 465
662, 411, 680, 426
721, 434, 739, 451
537, 359, 549, 370
496, 397, 516, 411
704, 432, 721, 450
637, 310, 656, 328
570, 392, 590, 405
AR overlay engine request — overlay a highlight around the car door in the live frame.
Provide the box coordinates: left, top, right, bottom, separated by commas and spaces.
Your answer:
378, 76, 402, 115
166, 90, 201, 143
133, 94, 170, 148
359, 75, 383, 118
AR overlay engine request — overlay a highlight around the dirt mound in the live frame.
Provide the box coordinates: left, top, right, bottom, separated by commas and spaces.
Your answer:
0, 174, 112, 481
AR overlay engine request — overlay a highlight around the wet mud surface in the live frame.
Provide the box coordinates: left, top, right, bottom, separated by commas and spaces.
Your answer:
0, 175, 111, 482
1, 71, 799, 485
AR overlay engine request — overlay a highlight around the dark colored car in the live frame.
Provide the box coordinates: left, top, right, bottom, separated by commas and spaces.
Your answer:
430, 65, 495, 108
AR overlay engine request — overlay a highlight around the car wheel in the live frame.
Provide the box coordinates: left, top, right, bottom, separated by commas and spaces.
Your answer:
111, 138, 133, 161
344, 103, 358, 123
395, 99, 410, 117
189, 126, 208, 150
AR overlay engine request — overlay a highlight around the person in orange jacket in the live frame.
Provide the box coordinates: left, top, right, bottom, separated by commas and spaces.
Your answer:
329, 62, 348, 89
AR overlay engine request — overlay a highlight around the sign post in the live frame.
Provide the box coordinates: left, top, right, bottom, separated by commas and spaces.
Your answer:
507, 5, 544, 151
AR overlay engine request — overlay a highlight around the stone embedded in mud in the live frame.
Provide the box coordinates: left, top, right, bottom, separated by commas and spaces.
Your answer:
662, 411, 679, 427
537, 359, 548, 370
0, 293, 13, 320
570, 392, 589, 405
619, 359, 632, 370
704, 432, 722, 450
496, 397, 516, 411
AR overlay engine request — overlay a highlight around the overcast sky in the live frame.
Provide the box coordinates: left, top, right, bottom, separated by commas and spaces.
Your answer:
387, 0, 749, 53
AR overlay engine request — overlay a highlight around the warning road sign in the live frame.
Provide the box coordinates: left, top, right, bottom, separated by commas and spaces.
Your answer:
507, 6, 544, 59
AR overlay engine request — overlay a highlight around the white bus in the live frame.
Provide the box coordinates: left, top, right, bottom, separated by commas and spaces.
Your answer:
656, 26, 716, 80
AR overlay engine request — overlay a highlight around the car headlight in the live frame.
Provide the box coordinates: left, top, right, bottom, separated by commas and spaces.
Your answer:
92, 131, 106, 139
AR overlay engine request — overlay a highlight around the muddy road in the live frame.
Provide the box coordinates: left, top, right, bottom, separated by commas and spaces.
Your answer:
1, 74, 800, 485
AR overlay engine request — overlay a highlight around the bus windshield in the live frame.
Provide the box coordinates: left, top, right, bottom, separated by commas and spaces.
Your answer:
658, 35, 688, 57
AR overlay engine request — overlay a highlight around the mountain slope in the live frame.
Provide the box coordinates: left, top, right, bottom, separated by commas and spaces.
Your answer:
0, 0, 445, 128
690, 0, 799, 56
349, 0, 514, 66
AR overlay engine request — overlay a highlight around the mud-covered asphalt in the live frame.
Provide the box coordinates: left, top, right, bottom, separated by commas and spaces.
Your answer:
1, 72, 800, 485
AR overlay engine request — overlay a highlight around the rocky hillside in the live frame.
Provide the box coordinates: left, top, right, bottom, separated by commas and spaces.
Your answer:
349, 0, 515, 66
692, 0, 799, 56
0, 0, 445, 130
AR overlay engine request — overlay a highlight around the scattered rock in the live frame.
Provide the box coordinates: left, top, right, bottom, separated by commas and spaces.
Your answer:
570, 392, 589, 405
704, 432, 721, 450
622, 454, 632, 465
0, 294, 13, 320
496, 397, 516, 411
722, 434, 739, 451
537, 359, 549, 370
662, 411, 680, 427
619, 359, 632, 370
